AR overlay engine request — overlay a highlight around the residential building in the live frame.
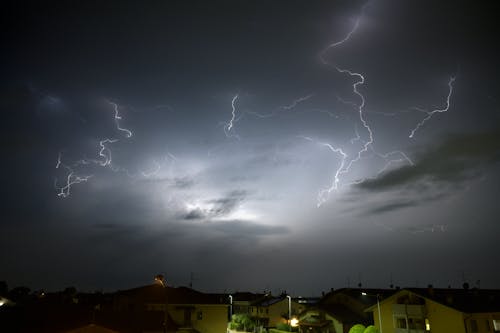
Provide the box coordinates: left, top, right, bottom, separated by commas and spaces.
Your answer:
230, 292, 266, 316
107, 284, 229, 333
365, 287, 500, 333
249, 295, 307, 328
298, 288, 395, 333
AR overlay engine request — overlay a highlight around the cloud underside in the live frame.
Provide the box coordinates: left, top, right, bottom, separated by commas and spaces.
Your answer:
355, 129, 500, 214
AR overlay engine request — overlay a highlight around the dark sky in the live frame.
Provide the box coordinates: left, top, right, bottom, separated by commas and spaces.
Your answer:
1, 0, 500, 295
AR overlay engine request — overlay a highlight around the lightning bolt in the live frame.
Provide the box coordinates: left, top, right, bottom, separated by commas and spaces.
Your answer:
54, 100, 137, 197
223, 94, 240, 139
107, 100, 133, 138
98, 138, 118, 167
408, 76, 456, 138
55, 152, 93, 197
219, 2, 417, 206
313, 1, 421, 206
312, 4, 379, 205
281, 94, 314, 110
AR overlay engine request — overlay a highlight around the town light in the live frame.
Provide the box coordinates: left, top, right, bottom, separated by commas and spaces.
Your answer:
291, 318, 299, 327
229, 294, 233, 319
361, 292, 383, 333
286, 295, 292, 332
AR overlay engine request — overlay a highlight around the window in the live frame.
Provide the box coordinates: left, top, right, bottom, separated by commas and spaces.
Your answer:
471, 319, 478, 332
395, 317, 407, 329
197, 311, 203, 320
408, 318, 425, 330
493, 319, 500, 331
425, 318, 431, 331
486, 319, 491, 331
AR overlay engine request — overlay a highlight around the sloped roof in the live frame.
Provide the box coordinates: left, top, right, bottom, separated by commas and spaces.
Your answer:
116, 285, 227, 305
407, 288, 500, 313
253, 296, 286, 307
64, 324, 119, 333
319, 288, 396, 307
230, 292, 266, 302
365, 288, 500, 314
321, 303, 365, 324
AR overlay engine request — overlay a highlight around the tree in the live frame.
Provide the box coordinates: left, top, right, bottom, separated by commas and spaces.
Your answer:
229, 314, 256, 331
276, 323, 291, 331
363, 326, 379, 333
348, 324, 366, 333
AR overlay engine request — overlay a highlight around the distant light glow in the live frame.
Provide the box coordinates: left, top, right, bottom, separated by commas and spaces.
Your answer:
218, 207, 259, 222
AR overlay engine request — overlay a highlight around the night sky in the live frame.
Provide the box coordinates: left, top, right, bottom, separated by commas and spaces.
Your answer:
2, 0, 500, 295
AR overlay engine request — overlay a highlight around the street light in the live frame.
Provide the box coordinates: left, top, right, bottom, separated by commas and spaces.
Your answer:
229, 294, 233, 320
361, 292, 383, 333
155, 274, 168, 333
286, 295, 292, 332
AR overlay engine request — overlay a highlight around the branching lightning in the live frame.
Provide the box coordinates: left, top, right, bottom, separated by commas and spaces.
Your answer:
54, 100, 139, 197
409, 76, 456, 138
311, 1, 426, 205
55, 152, 93, 198
313, 3, 380, 205
299, 136, 348, 207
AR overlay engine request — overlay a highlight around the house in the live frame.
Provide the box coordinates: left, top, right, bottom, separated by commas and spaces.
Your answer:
249, 295, 307, 328
104, 284, 229, 333
365, 287, 500, 333
230, 292, 266, 316
298, 288, 395, 333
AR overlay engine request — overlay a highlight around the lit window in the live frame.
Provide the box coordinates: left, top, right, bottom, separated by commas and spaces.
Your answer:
425, 318, 431, 331
493, 319, 500, 331
197, 311, 202, 320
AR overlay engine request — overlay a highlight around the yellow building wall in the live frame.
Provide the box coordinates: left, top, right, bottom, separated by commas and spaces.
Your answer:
166, 304, 228, 333
463, 312, 500, 333
425, 298, 465, 333
267, 299, 305, 327
373, 291, 500, 333
373, 299, 394, 333
373, 294, 466, 333
192, 304, 229, 333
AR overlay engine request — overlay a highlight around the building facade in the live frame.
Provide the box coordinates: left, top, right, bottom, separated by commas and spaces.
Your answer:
365, 288, 500, 333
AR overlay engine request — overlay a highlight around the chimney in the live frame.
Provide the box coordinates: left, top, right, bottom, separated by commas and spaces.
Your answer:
427, 284, 434, 297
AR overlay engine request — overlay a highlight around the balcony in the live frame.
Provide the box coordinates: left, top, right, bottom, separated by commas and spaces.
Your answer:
392, 304, 426, 317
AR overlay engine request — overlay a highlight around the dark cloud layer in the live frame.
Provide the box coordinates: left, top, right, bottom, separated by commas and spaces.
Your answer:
357, 129, 500, 192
